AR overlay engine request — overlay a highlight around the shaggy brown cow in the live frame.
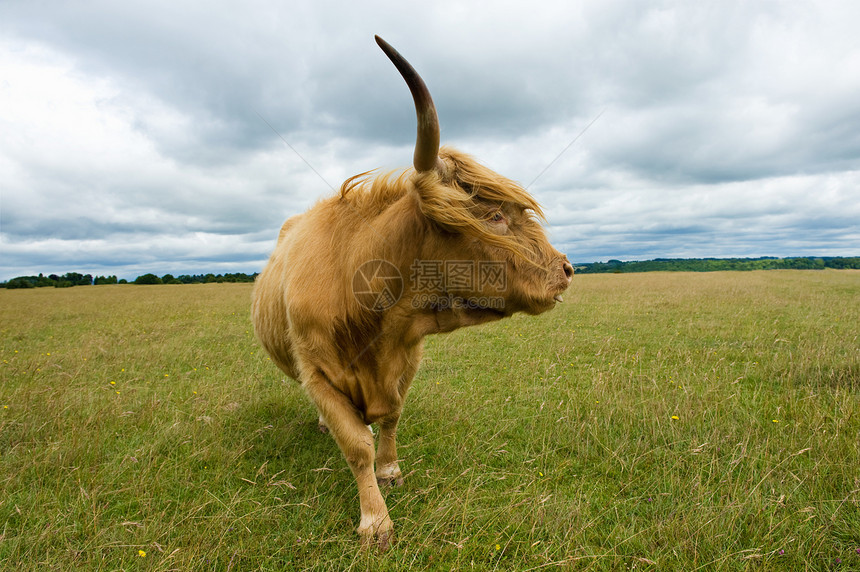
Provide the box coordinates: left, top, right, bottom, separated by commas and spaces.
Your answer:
252, 36, 572, 549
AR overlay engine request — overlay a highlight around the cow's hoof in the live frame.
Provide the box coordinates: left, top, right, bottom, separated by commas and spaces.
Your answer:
376, 527, 394, 551
376, 463, 404, 487
358, 517, 394, 551
377, 474, 405, 487
317, 422, 329, 434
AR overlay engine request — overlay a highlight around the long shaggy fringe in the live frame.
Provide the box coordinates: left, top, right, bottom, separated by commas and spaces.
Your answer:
340, 147, 549, 264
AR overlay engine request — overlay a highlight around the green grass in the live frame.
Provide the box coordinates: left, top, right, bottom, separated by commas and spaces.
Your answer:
1, 271, 858, 570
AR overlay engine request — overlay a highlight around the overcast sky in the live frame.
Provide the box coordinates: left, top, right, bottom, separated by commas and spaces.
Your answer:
1, 0, 859, 280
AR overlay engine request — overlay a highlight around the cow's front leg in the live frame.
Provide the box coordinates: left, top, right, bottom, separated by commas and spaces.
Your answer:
304, 371, 393, 550
375, 412, 404, 487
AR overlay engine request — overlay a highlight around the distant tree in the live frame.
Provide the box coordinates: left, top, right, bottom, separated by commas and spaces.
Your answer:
35, 274, 56, 287
134, 273, 163, 285
94, 275, 118, 285
62, 272, 83, 285
825, 257, 860, 269
221, 272, 257, 283
5, 277, 35, 289
59, 272, 93, 286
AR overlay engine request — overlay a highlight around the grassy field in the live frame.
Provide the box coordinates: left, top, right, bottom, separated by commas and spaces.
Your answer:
1, 271, 858, 571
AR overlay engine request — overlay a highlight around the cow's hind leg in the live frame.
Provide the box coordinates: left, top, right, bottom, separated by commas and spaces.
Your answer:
304, 371, 393, 550
375, 411, 404, 487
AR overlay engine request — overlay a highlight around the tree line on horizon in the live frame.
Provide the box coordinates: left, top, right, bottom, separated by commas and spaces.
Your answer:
1, 272, 258, 289
2, 257, 858, 289
575, 256, 860, 274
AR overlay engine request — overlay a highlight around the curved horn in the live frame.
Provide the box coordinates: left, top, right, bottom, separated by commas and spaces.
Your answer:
375, 35, 441, 173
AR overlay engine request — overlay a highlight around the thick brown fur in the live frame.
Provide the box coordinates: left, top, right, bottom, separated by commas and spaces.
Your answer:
253, 139, 571, 550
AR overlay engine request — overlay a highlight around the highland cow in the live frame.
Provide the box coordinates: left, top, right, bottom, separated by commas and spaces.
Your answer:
252, 36, 572, 549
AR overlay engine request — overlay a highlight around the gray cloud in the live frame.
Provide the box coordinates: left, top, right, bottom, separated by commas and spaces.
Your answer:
1, 0, 858, 280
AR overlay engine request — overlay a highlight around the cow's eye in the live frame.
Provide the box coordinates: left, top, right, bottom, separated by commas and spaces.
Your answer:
490, 211, 504, 223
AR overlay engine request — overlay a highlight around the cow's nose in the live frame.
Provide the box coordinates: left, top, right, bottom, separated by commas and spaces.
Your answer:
562, 261, 573, 283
